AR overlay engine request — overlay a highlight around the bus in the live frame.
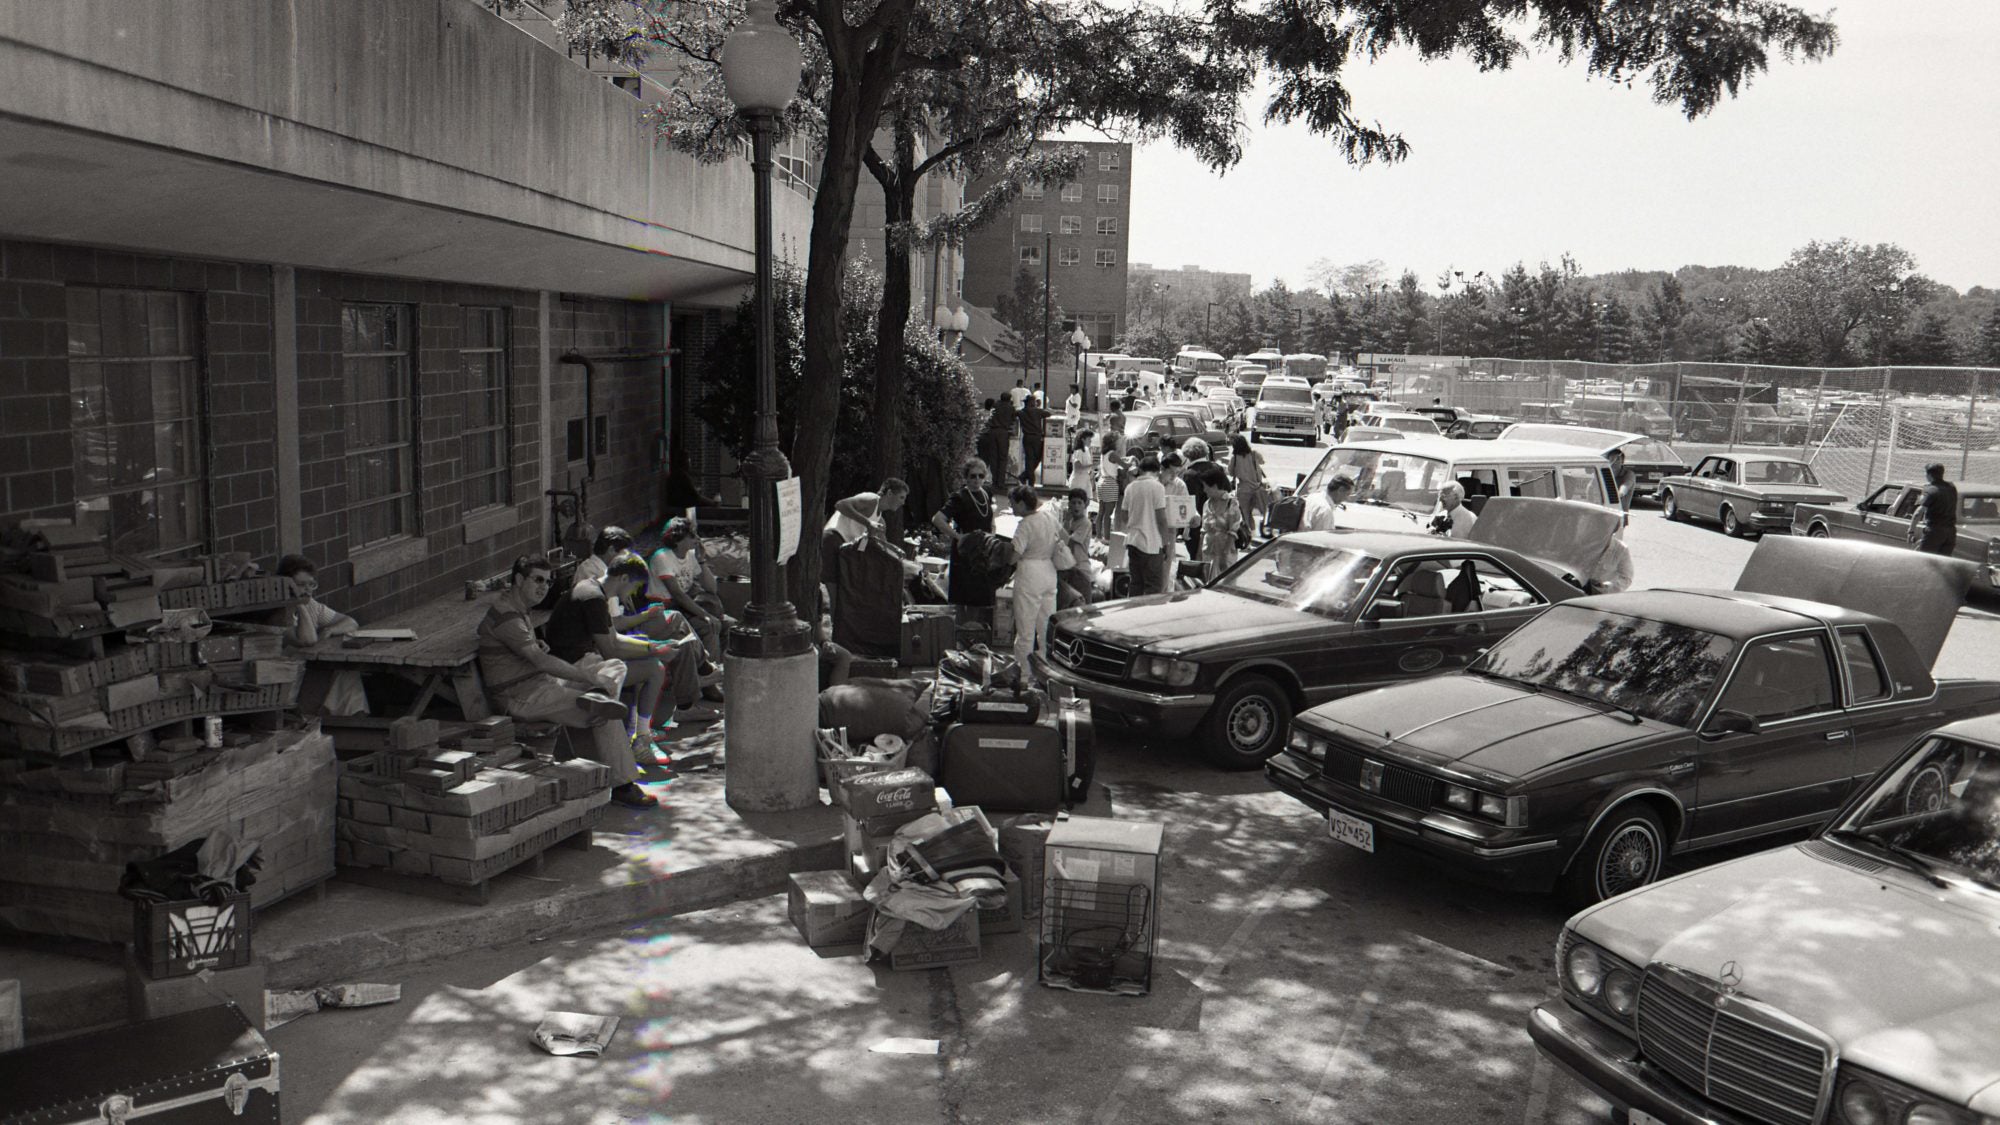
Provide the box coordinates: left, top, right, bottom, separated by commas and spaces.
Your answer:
1172, 348, 1227, 386
1281, 353, 1329, 382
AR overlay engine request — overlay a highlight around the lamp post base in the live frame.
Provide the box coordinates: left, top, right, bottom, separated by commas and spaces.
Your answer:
721, 648, 820, 812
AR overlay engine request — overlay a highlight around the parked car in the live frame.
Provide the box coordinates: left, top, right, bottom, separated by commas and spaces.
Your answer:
1659, 454, 1846, 536
1795, 480, 2000, 592
1231, 364, 1271, 403
1248, 382, 1320, 445
1573, 394, 1676, 437
1446, 415, 1512, 440
1408, 405, 1477, 432
1119, 409, 1206, 455
1678, 399, 1811, 445
1516, 401, 1579, 426
1340, 425, 1407, 443
1040, 518, 1594, 769
1530, 711, 2000, 1125
1356, 411, 1444, 439
1148, 404, 1229, 452
1203, 391, 1244, 429
1497, 424, 1687, 506
1266, 537, 2000, 902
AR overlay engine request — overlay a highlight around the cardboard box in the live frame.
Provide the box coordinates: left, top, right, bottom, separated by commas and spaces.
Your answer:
976, 869, 1023, 935
787, 870, 872, 953
874, 910, 981, 971
126, 954, 269, 1030
1040, 816, 1164, 995
997, 814, 1054, 921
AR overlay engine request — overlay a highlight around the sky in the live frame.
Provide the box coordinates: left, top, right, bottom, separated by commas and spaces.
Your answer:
1118, 1, 2000, 294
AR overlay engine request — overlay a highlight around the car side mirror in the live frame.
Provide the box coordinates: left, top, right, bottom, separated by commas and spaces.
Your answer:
1704, 710, 1762, 737
1362, 599, 1401, 622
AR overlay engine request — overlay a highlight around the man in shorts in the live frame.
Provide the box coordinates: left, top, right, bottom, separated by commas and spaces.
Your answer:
478, 556, 660, 809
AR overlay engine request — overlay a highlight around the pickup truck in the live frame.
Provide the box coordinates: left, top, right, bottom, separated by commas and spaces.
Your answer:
1795, 479, 2000, 591
1266, 536, 2000, 903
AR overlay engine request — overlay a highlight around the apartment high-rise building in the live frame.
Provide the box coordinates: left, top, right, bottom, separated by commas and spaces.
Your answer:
961, 140, 1131, 349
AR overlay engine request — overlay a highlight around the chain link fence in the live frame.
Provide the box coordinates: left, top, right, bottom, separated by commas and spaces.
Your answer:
1402, 359, 2000, 502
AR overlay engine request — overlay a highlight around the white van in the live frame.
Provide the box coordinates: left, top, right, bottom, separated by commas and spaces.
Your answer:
1291, 437, 1619, 533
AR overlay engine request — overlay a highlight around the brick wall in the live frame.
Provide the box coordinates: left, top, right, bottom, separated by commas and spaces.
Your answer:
0, 240, 679, 625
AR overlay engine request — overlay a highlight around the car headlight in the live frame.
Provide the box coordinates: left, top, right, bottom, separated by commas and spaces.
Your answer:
1835, 1064, 1996, 1125
1286, 728, 1328, 761
1477, 793, 1508, 821
1441, 784, 1516, 824
1557, 930, 1642, 1030
1132, 654, 1199, 688
1444, 785, 1474, 811
1603, 969, 1639, 1016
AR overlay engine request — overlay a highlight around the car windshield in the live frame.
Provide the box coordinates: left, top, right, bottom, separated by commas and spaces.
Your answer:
1303, 448, 1452, 513
1621, 438, 1681, 465
1216, 540, 1383, 618
1259, 386, 1314, 405
1384, 416, 1439, 434
1743, 460, 1819, 486
1472, 605, 1734, 727
1831, 737, 2000, 888
1961, 494, 2000, 523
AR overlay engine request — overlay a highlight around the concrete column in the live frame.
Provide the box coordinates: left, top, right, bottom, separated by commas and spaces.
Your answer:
538, 291, 554, 520
271, 266, 302, 554
722, 650, 820, 812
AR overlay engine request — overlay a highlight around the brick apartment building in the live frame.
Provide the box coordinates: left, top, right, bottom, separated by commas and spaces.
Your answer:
0, 0, 812, 623
961, 141, 1132, 354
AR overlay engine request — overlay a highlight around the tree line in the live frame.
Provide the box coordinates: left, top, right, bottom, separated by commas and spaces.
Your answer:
1119, 240, 2000, 371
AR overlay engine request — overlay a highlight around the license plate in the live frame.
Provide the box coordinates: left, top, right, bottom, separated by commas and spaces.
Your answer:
1629, 1111, 1667, 1125
1327, 809, 1375, 853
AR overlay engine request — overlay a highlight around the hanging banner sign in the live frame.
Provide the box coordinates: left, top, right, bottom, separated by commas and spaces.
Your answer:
775, 477, 803, 564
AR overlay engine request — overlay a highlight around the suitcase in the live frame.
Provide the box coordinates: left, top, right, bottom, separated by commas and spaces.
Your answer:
940, 722, 1065, 812
901, 610, 957, 668
0, 1004, 279, 1124
1055, 698, 1096, 806
958, 687, 1044, 726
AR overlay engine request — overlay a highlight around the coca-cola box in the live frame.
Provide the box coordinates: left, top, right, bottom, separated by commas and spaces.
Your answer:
842, 767, 935, 822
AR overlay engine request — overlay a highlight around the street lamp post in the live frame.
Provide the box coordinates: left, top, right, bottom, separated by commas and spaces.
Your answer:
1205, 301, 1223, 345
719, 0, 815, 813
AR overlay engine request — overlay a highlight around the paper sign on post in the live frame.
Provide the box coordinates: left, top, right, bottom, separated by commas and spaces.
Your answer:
1039, 416, 1070, 488
775, 477, 803, 564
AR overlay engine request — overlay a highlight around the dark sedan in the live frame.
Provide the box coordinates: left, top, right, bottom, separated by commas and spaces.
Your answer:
1795, 479, 2000, 592
1040, 528, 1586, 769
1266, 539, 2000, 903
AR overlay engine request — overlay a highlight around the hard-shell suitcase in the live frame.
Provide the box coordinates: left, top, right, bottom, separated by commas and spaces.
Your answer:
0, 1003, 279, 1124
940, 722, 1065, 812
1056, 698, 1096, 806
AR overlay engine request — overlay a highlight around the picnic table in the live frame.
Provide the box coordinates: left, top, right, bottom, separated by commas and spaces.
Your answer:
297, 593, 508, 720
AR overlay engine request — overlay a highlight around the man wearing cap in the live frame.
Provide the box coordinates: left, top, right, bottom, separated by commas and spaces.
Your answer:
1909, 462, 1959, 556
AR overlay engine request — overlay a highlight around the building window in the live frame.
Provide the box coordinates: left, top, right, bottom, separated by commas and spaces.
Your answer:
1078, 312, 1117, 341
1096, 217, 1119, 236
1057, 247, 1081, 266
1023, 183, 1045, 200
1019, 245, 1042, 265
1020, 213, 1042, 233
1060, 183, 1083, 202
1097, 184, 1119, 203
1096, 249, 1117, 267
65, 287, 203, 556
1060, 215, 1082, 235
461, 307, 510, 513
341, 304, 417, 549
1098, 151, 1120, 171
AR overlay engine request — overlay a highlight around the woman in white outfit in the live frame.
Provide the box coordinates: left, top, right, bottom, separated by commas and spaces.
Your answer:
1008, 484, 1064, 666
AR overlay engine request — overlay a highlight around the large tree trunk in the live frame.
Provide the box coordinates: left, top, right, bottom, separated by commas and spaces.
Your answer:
870, 130, 919, 486
787, 37, 902, 618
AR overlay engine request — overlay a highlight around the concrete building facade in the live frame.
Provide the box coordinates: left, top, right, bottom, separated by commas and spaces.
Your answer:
0, 0, 813, 621
960, 140, 1132, 351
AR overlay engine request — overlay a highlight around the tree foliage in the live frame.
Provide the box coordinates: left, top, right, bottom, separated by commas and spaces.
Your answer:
991, 268, 1068, 384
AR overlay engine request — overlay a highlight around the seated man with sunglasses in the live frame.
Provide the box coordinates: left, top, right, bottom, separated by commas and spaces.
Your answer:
477, 555, 658, 809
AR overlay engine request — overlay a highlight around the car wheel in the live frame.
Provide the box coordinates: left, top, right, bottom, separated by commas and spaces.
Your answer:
1720, 505, 1742, 537
1807, 523, 1831, 539
1199, 674, 1293, 770
1661, 491, 1681, 521
1250, 430, 1263, 444
1563, 805, 1667, 906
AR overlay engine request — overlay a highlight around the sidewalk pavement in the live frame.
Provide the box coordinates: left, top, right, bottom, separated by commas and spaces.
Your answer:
2, 723, 845, 1045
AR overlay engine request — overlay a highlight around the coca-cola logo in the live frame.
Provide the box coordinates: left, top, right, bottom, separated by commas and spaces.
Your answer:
870, 786, 916, 805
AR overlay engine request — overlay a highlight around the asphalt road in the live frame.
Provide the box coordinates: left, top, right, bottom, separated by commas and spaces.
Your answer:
274, 431, 2000, 1124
